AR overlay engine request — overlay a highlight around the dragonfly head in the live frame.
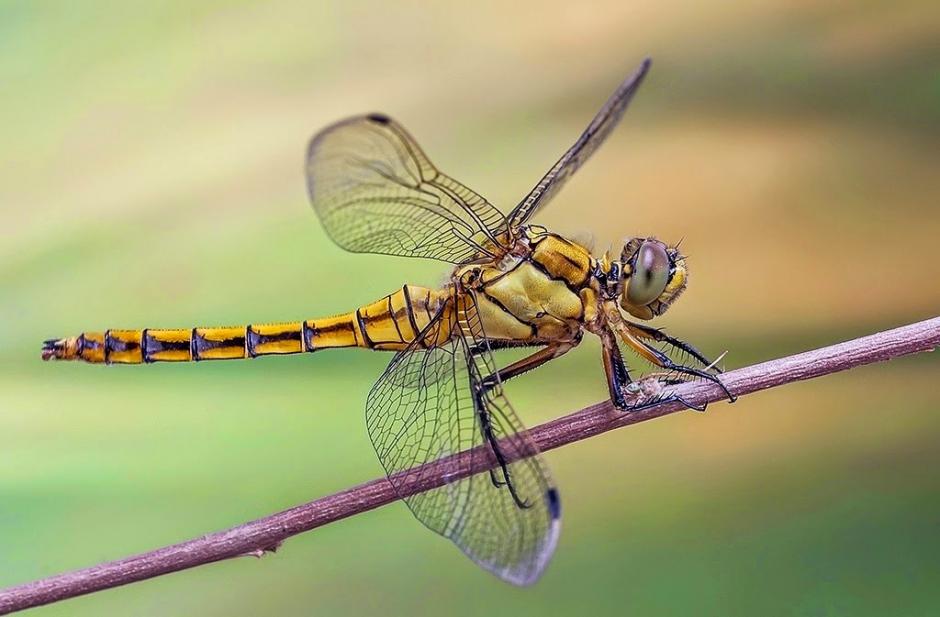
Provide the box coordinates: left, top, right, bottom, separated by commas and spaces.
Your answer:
617, 237, 687, 320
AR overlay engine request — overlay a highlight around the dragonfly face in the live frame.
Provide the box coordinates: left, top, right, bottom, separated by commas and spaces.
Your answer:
615, 237, 688, 320
43, 57, 735, 586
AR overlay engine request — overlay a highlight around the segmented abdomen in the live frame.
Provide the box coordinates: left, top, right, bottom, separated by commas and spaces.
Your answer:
42, 285, 449, 364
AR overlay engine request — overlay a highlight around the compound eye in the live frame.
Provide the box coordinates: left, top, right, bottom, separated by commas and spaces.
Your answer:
626, 241, 670, 306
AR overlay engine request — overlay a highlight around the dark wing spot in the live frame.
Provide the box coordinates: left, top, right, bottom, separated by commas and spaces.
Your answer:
366, 113, 390, 124
546, 488, 561, 519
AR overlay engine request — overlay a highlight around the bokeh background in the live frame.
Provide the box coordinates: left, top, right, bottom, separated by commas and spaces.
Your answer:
2, 2, 939, 615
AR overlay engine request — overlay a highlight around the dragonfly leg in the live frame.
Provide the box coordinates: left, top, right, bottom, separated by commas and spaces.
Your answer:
600, 327, 633, 410
474, 342, 576, 504
470, 339, 546, 354
623, 374, 709, 413
479, 342, 575, 391
622, 320, 718, 371
612, 321, 737, 403
628, 393, 709, 413
474, 400, 531, 508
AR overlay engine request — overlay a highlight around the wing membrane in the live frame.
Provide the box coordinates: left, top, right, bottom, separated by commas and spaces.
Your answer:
307, 114, 510, 263
508, 58, 651, 228
366, 296, 559, 585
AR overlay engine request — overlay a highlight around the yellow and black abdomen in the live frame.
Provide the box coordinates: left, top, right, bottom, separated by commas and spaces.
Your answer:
41, 285, 449, 364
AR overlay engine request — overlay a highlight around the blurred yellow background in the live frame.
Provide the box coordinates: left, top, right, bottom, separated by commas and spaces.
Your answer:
1, 1, 938, 615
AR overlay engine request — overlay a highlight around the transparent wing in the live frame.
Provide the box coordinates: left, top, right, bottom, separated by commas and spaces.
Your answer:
508, 58, 651, 228
366, 296, 560, 585
306, 114, 510, 264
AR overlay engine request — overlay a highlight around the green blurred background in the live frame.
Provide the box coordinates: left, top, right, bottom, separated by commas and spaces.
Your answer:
2, 1, 939, 615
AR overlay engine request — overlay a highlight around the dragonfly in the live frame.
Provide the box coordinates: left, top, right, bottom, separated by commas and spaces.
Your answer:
42, 58, 732, 585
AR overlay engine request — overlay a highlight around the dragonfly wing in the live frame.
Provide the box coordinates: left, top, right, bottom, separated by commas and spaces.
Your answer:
366, 298, 559, 585
307, 114, 510, 264
508, 58, 651, 229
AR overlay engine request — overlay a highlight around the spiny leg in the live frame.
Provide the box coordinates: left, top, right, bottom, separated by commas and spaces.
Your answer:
600, 327, 632, 410
473, 390, 531, 509
478, 342, 575, 391
470, 339, 546, 354
623, 320, 719, 371
601, 329, 707, 412
614, 323, 736, 403
475, 342, 575, 504
627, 393, 708, 413
623, 372, 709, 413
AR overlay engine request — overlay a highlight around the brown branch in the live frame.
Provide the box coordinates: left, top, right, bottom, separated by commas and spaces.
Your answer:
2, 316, 937, 614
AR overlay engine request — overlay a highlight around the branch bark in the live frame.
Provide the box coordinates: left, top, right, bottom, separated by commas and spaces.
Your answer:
2, 317, 937, 614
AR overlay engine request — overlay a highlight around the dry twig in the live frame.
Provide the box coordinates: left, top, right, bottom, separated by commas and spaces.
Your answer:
1, 316, 937, 614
